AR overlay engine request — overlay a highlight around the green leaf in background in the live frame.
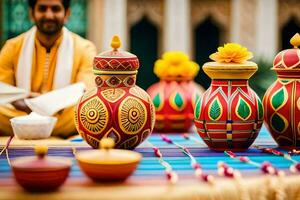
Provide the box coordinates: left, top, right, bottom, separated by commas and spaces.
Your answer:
1, 0, 87, 46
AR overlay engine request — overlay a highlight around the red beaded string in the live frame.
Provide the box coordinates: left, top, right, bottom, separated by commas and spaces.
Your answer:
147, 141, 178, 184
182, 134, 241, 179
288, 149, 300, 155
182, 133, 203, 145
224, 151, 284, 176
254, 146, 284, 156
217, 161, 241, 178
254, 146, 300, 173
161, 134, 214, 184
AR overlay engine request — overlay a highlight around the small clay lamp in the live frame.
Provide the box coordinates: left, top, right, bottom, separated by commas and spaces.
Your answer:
76, 138, 142, 182
11, 145, 71, 192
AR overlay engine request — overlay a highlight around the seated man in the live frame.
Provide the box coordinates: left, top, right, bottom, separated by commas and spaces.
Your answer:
0, 0, 97, 137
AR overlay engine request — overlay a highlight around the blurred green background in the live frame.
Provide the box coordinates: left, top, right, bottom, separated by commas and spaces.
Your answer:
249, 59, 276, 99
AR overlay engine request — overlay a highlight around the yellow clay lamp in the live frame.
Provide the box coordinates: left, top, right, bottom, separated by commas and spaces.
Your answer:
76, 138, 142, 182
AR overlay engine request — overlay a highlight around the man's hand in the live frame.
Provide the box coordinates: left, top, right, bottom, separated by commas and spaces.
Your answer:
11, 99, 32, 114
11, 92, 41, 114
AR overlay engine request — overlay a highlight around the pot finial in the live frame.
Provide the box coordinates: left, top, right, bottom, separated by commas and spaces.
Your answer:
290, 33, 300, 49
111, 35, 121, 51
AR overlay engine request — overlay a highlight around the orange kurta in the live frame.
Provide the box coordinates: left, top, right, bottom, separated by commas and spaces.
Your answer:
0, 31, 97, 137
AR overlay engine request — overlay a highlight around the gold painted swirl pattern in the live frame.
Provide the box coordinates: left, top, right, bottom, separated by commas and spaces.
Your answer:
80, 97, 108, 134
118, 97, 147, 135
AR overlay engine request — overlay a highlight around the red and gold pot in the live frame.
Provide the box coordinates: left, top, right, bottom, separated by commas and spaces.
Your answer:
194, 43, 263, 151
147, 77, 204, 132
75, 36, 155, 149
263, 33, 300, 148
147, 51, 205, 132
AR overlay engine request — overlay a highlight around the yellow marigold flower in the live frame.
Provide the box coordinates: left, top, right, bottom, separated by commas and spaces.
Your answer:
163, 51, 189, 65
209, 43, 253, 63
154, 51, 199, 79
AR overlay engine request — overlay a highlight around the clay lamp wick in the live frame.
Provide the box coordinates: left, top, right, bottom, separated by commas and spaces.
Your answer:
290, 33, 300, 49
111, 35, 121, 52
34, 145, 48, 159
99, 137, 115, 151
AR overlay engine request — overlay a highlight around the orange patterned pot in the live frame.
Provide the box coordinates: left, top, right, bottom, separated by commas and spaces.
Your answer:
194, 62, 263, 151
263, 34, 300, 148
75, 36, 155, 149
147, 77, 204, 132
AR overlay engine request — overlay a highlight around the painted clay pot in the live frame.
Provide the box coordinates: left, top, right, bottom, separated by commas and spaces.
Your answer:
75, 36, 155, 149
147, 77, 204, 132
11, 146, 71, 192
194, 62, 264, 151
263, 34, 300, 148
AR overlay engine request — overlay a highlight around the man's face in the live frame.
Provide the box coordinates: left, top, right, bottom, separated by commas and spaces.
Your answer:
30, 0, 70, 35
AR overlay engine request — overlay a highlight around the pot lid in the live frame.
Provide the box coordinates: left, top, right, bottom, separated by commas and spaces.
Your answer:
93, 35, 140, 74
273, 33, 300, 70
203, 61, 257, 80
76, 138, 142, 165
11, 145, 71, 171
202, 43, 257, 79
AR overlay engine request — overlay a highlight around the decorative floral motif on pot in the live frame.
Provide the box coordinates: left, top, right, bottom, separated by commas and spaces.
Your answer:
95, 76, 103, 87
118, 97, 147, 135
235, 96, 252, 121
79, 97, 109, 134
208, 97, 223, 121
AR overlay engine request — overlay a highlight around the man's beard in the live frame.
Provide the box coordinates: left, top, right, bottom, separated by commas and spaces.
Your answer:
36, 19, 64, 36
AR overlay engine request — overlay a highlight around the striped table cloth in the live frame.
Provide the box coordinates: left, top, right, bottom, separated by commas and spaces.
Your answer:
1, 126, 300, 200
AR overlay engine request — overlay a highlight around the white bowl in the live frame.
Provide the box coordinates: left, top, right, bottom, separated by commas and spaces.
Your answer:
10, 114, 57, 140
